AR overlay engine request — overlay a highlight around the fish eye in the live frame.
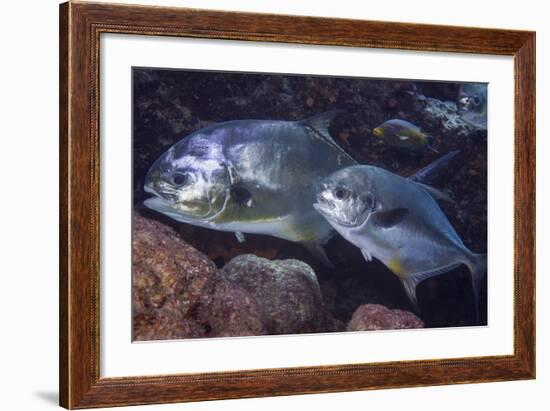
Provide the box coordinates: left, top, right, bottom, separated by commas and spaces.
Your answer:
334, 187, 350, 200
170, 172, 191, 187
472, 96, 481, 105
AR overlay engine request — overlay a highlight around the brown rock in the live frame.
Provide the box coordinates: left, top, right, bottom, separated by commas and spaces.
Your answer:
347, 304, 424, 331
198, 281, 265, 338
132, 213, 265, 340
222, 254, 336, 335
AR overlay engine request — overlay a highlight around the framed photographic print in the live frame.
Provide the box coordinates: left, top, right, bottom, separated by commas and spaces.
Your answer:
59, 1, 535, 408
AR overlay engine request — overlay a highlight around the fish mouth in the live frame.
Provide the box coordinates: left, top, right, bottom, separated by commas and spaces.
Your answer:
144, 183, 228, 221
143, 184, 195, 217
143, 196, 207, 228
372, 127, 383, 138
143, 184, 180, 211
313, 198, 330, 212
143, 196, 180, 219
313, 190, 336, 219
144, 195, 207, 222
314, 188, 370, 228
312, 201, 330, 217
144, 183, 164, 199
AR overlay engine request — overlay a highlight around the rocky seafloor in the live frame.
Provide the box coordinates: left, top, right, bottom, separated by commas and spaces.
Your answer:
132, 68, 487, 341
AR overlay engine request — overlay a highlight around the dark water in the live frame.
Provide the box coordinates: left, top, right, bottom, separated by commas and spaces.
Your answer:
133, 67, 487, 328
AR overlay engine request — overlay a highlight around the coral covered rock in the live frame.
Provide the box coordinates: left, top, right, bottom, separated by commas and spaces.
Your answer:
222, 254, 336, 335
413, 94, 478, 139
196, 280, 265, 338
347, 304, 424, 331
132, 213, 265, 340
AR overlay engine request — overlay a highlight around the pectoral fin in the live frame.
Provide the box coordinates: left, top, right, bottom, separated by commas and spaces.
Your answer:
303, 241, 333, 267
361, 248, 373, 262
230, 184, 253, 207
235, 232, 246, 243
370, 208, 409, 228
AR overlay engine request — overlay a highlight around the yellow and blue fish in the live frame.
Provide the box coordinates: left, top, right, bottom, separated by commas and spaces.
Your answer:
372, 119, 437, 153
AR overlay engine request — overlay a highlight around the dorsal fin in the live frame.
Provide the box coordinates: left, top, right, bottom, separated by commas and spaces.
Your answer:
408, 150, 462, 185
301, 110, 356, 163
302, 110, 344, 144
415, 182, 455, 204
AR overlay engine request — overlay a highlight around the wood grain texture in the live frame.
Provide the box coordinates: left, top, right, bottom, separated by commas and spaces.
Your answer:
514, 33, 536, 374
59, 2, 69, 407
59, 1, 536, 408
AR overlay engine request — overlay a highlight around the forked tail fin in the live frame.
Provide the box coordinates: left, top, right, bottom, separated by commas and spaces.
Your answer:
466, 253, 487, 324
401, 262, 463, 315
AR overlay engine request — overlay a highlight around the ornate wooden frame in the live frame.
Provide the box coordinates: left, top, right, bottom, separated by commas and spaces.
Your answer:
59, 1, 535, 408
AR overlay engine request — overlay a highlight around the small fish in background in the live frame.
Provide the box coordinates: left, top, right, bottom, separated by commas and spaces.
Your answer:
457, 83, 487, 130
372, 119, 438, 153
313, 164, 486, 321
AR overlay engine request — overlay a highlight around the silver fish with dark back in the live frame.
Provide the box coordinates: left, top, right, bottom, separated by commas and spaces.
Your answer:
314, 164, 486, 319
143, 111, 356, 265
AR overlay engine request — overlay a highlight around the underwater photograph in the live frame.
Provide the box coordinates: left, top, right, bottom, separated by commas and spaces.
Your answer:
132, 67, 488, 341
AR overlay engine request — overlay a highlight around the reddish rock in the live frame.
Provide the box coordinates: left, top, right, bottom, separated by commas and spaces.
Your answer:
222, 254, 336, 335
132, 213, 265, 340
196, 280, 265, 338
347, 304, 424, 331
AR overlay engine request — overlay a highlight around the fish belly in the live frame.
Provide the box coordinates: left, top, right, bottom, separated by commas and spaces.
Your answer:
345, 221, 467, 280
375, 235, 467, 281
211, 208, 333, 244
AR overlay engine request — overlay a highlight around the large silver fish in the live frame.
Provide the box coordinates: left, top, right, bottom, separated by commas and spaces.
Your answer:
143, 111, 356, 264
313, 165, 486, 317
